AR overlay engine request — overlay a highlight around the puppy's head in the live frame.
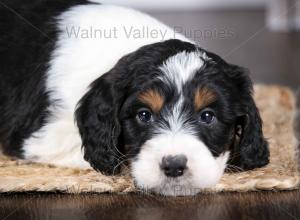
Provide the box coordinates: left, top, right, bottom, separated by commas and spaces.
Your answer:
75, 39, 269, 196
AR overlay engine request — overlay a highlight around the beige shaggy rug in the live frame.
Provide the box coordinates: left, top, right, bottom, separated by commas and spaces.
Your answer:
0, 85, 299, 194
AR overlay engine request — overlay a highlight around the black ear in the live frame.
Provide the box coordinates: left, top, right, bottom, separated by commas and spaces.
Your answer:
225, 66, 269, 170
234, 98, 269, 170
75, 73, 124, 175
217, 63, 270, 170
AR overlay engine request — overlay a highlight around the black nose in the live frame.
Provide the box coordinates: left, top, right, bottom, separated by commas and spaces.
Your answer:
161, 155, 188, 177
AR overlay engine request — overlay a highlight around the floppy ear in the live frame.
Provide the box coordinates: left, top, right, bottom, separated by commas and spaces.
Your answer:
234, 98, 269, 170
227, 66, 269, 170
75, 73, 124, 175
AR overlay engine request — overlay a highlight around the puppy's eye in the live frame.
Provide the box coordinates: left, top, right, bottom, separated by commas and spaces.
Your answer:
137, 109, 153, 123
199, 110, 215, 124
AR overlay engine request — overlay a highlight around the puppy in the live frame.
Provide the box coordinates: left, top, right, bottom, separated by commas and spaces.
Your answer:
0, 0, 269, 196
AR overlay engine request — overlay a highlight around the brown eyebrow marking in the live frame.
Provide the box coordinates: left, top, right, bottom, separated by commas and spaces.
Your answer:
194, 87, 217, 110
138, 89, 164, 112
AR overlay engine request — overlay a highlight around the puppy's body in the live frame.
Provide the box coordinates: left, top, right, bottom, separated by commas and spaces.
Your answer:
0, 0, 269, 196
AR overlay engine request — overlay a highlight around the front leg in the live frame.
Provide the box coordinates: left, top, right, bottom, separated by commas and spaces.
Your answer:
23, 115, 91, 169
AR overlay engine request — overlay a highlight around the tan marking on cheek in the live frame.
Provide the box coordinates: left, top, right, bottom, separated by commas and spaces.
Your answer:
138, 90, 164, 112
194, 87, 217, 110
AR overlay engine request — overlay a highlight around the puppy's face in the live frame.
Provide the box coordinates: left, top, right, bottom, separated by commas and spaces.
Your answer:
76, 40, 269, 196
120, 52, 237, 195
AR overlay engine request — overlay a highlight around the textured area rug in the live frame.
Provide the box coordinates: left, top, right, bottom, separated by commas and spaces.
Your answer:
0, 85, 299, 193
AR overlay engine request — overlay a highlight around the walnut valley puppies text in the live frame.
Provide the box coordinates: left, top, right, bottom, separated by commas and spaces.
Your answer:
65, 25, 235, 41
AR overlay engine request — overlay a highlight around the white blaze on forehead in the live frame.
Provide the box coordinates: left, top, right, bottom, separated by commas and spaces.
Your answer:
158, 51, 208, 134
160, 98, 194, 134
158, 51, 207, 91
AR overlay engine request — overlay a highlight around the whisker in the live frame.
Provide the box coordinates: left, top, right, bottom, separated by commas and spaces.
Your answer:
112, 158, 132, 175
226, 164, 243, 172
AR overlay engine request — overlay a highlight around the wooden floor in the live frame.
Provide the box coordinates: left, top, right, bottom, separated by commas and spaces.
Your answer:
1, 8, 300, 220
1, 191, 300, 220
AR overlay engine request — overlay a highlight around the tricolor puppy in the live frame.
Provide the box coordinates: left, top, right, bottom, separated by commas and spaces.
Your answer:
0, 0, 269, 196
